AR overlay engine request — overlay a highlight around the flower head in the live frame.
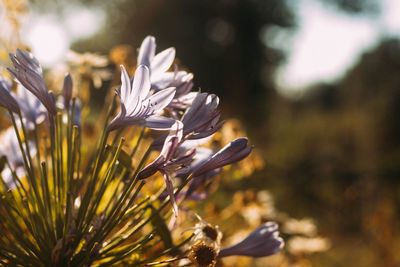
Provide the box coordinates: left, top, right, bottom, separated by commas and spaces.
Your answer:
192, 215, 223, 251
8, 49, 57, 115
188, 243, 218, 267
107, 65, 176, 131
152, 92, 224, 148
219, 222, 284, 258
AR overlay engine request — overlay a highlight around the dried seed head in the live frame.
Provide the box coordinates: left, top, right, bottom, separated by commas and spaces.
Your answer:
190, 215, 223, 252
202, 225, 218, 242
188, 243, 217, 267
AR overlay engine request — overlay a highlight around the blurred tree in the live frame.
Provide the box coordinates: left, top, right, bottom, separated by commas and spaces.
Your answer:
320, 0, 380, 15
70, 0, 294, 129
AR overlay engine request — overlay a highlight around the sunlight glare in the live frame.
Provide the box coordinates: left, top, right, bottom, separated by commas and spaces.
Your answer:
25, 17, 68, 67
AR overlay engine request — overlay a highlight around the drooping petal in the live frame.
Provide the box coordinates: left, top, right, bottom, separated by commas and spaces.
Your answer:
161, 170, 178, 218
151, 47, 175, 76
138, 36, 156, 67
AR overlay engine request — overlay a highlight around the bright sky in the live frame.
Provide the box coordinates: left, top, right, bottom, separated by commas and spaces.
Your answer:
22, 5, 105, 67
275, 0, 400, 97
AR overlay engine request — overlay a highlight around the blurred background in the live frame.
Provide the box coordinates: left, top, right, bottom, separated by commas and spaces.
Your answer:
1, 0, 400, 265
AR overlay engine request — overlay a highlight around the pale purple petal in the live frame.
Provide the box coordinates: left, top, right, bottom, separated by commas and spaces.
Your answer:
161, 170, 178, 217
138, 36, 156, 67
151, 72, 175, 90
119, 65, 131, 104
192, 138, 253, 177
15, 49, 42, 75
8, 51, 57, 115
151, 47, 175, 76
219, 222, 284, 258
181, 93, 208, 123
127, 65, 151, 115
147, 87, 176, 111
141, 115, 177, 130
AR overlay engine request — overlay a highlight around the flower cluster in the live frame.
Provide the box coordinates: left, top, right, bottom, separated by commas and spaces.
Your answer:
0, 36, 284, 266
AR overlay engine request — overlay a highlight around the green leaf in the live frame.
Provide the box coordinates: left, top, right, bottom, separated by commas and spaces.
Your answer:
148, 204, 173, 248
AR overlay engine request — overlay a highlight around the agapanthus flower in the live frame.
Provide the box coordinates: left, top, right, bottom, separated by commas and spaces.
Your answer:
176, 138, 252, 197
191, 137, 253, 177
180, 93, 224, 140
152, 93, 224, 148
107, 65, 176, 131
138, 121, 195, 217
0, 127, 36, 189
0, 75, 19, 113
218, 222, 284, 258
8, 49, 57, 115
137, 35, 176, 90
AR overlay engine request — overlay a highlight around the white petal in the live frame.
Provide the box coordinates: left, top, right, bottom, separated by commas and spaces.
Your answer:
120, 65, 131, 103
142, 115, 176, 130
151, 72, 175, 90
181, 93, 208, 124
147, 87, 176, 111
128, 65, 151, 115
151, 47, 175, 76
138, 36, 156, 67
